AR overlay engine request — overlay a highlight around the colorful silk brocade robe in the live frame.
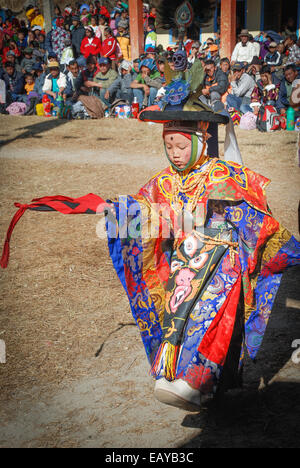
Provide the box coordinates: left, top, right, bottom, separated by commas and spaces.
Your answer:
105, 159, 300, 394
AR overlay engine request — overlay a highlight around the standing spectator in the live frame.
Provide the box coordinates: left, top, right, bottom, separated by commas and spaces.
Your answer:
226, 62, 256, 113
30, 7, 45, 30
284, 34, 300, 66
63, 7, 73, 31
231, 29, 255, 65
116, 19, 131, 61
276, 64, 300, 114
95, 1, 110, 20
187, 41, 200, 68
90, 15, 99, 34
145, 18, 157, 52
201, 59, 228, 111
71, 15, 86, 58
102, 27, 118, 65
52, 5, 62, 30
52, 17, 71, 62
249, 35, 260, 57
80, 26, 102, 59
96, 15, 108, 42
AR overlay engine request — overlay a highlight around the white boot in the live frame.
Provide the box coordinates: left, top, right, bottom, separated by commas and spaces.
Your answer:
154, 378, 202, 412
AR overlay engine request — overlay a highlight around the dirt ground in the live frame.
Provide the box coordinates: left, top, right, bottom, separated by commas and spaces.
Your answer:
0, 115, 299, 448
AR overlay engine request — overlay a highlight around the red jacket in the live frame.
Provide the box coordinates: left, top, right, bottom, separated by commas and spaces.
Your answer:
98, 6, 110, 18
80, 36, 102, 58
101, 35, 117, 60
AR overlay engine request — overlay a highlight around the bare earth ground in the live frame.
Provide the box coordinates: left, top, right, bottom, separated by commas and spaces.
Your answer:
0, 115, 299, 448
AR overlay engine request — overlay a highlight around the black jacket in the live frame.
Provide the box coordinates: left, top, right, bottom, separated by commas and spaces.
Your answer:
2, 70, 24, 95
71, 25, 86, 57
204, 68, 228, 96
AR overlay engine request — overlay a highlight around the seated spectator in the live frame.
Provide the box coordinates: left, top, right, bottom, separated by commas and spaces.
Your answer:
226, 62, 256, 113
80, 26, 102, 59
20, 47, 36, 74
42, 61, 66, 105
81, 55, 100, 88
2, 39, 21, 63
276, 64, 300, 114
290, 78, 300, 119
209, 44, 220, 67
63, 59, 81, 102
247, 56, 262, 83
132, 58, 139, 79
251, 65, 280, 107
231, 30, 256, 65
16, 30, 27, 52
2, 61, 24, 104
61, 38, 74, 68
102, 27, 118, 67
32, 62, 46, 98
5, 51, 22, 73
264, 42, 282, 69
156, 56, 166, 83
219, 57, 230, 75
284, 34, 300, 66
144, 47, 157, 60
130, 58, 162, 108
92, 56, 118, 107
104, 59, 134, 104
201, 59, 228, 111
116, 19, 131, 61
24, 72, 35, 95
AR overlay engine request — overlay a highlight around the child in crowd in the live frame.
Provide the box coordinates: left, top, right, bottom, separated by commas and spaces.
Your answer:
20, 47, 35, 74
24, 72, 35, 94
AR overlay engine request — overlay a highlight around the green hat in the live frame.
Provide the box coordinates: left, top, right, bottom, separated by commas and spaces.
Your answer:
24, 47, 33, 54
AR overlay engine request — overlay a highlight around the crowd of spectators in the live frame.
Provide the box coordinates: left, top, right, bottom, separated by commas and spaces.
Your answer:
0, 2, 299, 126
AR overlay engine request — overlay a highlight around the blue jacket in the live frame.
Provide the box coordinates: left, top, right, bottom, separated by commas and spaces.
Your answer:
34, 73, 46, 97
44, 31, 54, 55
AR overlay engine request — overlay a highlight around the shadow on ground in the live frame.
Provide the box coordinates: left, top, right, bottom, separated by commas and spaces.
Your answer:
1, 118, 69, 148
179, 266, 300, 448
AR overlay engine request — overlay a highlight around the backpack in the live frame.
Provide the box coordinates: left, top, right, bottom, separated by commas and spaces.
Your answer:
256, 104, 281, 132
